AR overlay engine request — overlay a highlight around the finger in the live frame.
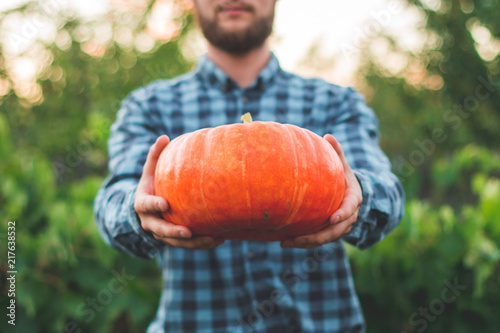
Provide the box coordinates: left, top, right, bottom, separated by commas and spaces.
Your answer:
324, 134, 347, 165
134, 194, 169, 214
161, 236, 225, 250
141, 216, 192, 239
282, 216, 356, 249
324, 134, 356, 182
328, 192, 360, 224
290, 214, 357, 248
143, 135, 170, 180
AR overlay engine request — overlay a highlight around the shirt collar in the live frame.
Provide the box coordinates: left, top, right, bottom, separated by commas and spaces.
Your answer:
195, 51, 281, 91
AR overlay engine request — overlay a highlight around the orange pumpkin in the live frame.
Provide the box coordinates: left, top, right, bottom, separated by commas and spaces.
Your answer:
154, 113, 345, 241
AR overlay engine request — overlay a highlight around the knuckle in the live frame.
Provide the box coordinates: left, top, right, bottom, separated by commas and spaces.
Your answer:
158, 228, 175, 239
137, 198, 146, 211
151, 229, 164, 238
198, 238, 212, 247
351, 203, 359, 213
353, 198, 359, 207
204, 244, 218, 250
142, 223, 152, 234
327, 235, 339, 243
145, 221, 168, 238
141, 222, 155, 235
323, 236, 334, 245
301, 239, 315, 247
320, 238, 330, 245
134, 199, 142, 212
169, 239, 189, 249
297, 238, 308, 245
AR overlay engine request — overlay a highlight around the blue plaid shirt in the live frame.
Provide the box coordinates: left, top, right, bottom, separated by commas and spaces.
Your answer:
94, 52, 405, 333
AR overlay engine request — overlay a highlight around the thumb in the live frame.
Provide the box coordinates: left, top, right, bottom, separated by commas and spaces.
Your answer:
324, 134, 352, 174
143, 135, 170, 180
324, 134, 346, 160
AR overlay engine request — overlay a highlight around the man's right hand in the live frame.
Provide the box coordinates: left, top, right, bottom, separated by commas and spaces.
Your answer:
134, 135, 225, 250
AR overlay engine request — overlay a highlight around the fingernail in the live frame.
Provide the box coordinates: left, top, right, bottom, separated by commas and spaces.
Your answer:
334, 215, 340, 223
179, 230, 190, 239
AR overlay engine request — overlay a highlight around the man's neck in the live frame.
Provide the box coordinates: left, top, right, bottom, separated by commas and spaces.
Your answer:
206, 44, 271, 89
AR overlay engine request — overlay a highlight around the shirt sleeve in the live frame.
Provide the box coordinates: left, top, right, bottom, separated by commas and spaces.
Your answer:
327, 87, 405, 249
93, 88, 167, 259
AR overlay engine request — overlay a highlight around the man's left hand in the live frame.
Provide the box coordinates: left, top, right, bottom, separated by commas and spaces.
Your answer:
280, 134, 363, 249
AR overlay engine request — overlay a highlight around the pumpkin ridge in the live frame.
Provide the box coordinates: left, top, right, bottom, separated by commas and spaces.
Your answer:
199, 129, 217, 228
281, 124, 300, 228
304, 129, 323, 217
242, 126, 252, 230
170, 134, 190, 225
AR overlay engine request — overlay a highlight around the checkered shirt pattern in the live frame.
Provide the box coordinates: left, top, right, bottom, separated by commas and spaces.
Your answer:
94, 52, 405, 333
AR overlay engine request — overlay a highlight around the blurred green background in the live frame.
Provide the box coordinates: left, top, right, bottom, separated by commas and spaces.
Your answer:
1, 0, 499, 332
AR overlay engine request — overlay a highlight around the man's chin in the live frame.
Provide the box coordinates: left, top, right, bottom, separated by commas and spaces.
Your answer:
217, 21, 253, 34
212, 41, 261, 55
199, 14, 273, 55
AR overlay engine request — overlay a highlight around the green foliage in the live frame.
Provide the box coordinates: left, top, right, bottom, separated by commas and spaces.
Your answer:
364, 0, 500, 152
0, 0, 195, 183
407, 0, 500, 144
1, 1, 192, 332
348, 145, 500, 332
0, 112, 162, 333
357, 0, 500, 202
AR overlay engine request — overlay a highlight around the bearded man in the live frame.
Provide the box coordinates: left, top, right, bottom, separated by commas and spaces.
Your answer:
94, 1, 405, 332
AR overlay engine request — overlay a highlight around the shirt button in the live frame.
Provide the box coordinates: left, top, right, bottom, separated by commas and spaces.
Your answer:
242, 96, 249, 104
247, 251, 254, 259
257, 303, 268, 312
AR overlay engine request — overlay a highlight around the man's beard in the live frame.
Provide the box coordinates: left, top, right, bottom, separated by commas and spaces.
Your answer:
196, 10, 274, 55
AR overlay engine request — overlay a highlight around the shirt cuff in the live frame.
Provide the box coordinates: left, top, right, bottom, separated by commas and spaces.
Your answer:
127, 186, 166, 252
342, 169, 373, 244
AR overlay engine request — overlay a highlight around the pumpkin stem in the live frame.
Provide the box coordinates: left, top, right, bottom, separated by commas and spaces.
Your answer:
240, 112, 253, 123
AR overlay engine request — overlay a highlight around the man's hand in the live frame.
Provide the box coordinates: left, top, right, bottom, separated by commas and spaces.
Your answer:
280, 134, 363, 249
134, 135, 225, 250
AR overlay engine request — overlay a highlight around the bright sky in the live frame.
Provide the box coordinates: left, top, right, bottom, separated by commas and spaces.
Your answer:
273, 0, 421, 84
276, 1, 401, 64
1, 0, 421, 86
